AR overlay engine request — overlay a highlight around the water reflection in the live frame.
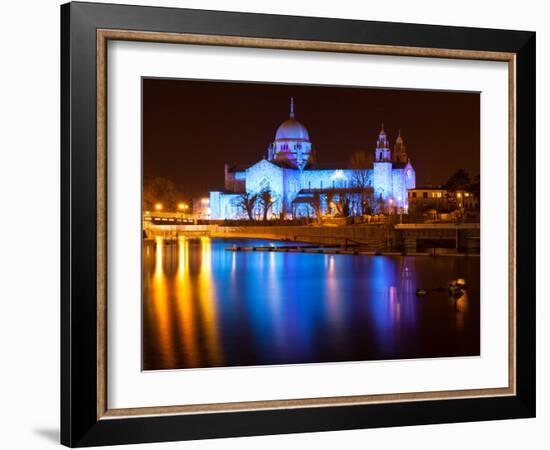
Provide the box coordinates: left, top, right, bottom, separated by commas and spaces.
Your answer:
143, 238, 480, 370
174, 237, 199, 368
150, 237, 175, 368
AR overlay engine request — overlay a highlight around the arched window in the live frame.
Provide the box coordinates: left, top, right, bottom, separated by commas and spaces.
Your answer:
258, 176, 271, 192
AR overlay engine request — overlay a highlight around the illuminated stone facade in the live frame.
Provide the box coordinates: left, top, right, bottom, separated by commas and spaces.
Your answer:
209, 99, 415, 219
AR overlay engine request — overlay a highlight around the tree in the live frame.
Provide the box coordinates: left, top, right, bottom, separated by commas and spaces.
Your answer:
143, 177, 182, 211
349, 151, 372, 185
308, 192, 324, 223
375, 194, 386, 215
325, 191, 336, 216
443, 169, 471, 190
258, 188, 274, 222
235, 192, 258, 221
349, 151, 374, 215
336, 193, 353, 217
468, 174, 480, 198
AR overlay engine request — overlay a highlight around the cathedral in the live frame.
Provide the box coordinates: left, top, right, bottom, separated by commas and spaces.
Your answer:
209, 98, 415, 220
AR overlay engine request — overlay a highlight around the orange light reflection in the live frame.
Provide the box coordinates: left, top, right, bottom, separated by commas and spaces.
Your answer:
152, 237, 176, 368
174, 237, 200, 368
197, 237, 223, 366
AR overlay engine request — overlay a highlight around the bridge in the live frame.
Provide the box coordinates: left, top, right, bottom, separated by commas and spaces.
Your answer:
143, 212, 209, 238
394, 223, 480, 253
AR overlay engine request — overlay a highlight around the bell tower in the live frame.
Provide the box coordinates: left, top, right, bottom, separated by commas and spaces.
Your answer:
393, 129, 408, 163
374, 124, 391, 162
373, 123, 392, 201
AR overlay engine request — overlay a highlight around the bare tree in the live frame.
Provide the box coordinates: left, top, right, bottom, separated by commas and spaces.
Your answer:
258, 188, 274, 223
308, 192, 324, 223
336, 193, 352, 217
375, 194, 386, 215
349, 151, 374, 215
325, 191, 336, 216
143, 177, 182, 211
443, 168, 471, 190
235, 192, 258, 221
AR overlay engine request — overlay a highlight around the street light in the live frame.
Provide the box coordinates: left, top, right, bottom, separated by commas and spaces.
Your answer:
154, 203, 163, 211
177, 202, 188, 211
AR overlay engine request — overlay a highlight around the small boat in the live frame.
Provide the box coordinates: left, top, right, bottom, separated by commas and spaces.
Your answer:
416, 278, 467, 299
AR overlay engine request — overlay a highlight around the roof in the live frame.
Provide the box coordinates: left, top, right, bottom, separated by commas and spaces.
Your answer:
305, 162, 345, 171
408, 186, 445, 191
225, 164, 249, 173
391, 162, 408, 169
270, 159, 298, 169
407, 187, 476, 192
275, 118, 310, 141
293, 186, 372, 200
210, 189, 242, 195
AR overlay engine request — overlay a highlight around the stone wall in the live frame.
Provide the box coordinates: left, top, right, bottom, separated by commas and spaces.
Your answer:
210, 224, 389, 250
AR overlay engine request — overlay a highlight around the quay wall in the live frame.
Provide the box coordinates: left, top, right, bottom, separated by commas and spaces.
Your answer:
210, 225, 389, 250
144, 222, 390, 250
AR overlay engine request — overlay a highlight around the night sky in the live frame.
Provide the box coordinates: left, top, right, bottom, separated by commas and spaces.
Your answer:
143, 78, 479, 199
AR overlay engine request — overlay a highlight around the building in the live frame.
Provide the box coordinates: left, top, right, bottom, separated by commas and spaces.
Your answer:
408, 187, 479, 212
192, 197, 211, 219
210, 98, 416, 220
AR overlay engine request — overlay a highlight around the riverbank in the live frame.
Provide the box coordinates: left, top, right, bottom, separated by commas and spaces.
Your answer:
145, 223, 390, 250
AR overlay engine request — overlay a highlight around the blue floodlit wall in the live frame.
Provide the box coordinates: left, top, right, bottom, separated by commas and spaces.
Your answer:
391, 163, 416, 209
391, 169, 406, 207
282, 168, 301, 215
211, 162, 414, 218
210, 157, 414, 219
246, 160, 285, 217
300, 169, 367, 190
209, 191, 242, 220
210, 191, 222, 219
373, 162, 393, 201
405, 162, 416, 192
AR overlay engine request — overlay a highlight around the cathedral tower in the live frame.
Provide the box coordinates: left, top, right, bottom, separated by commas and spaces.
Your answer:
374, 124, 392, 162
393, 129, 408, 164
373, 124, 392, 201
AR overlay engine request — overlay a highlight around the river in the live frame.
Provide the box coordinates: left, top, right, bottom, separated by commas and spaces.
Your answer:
142, 237, 479, 370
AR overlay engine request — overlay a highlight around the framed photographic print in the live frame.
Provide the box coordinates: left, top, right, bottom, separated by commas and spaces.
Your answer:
61, 2, 536, 447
